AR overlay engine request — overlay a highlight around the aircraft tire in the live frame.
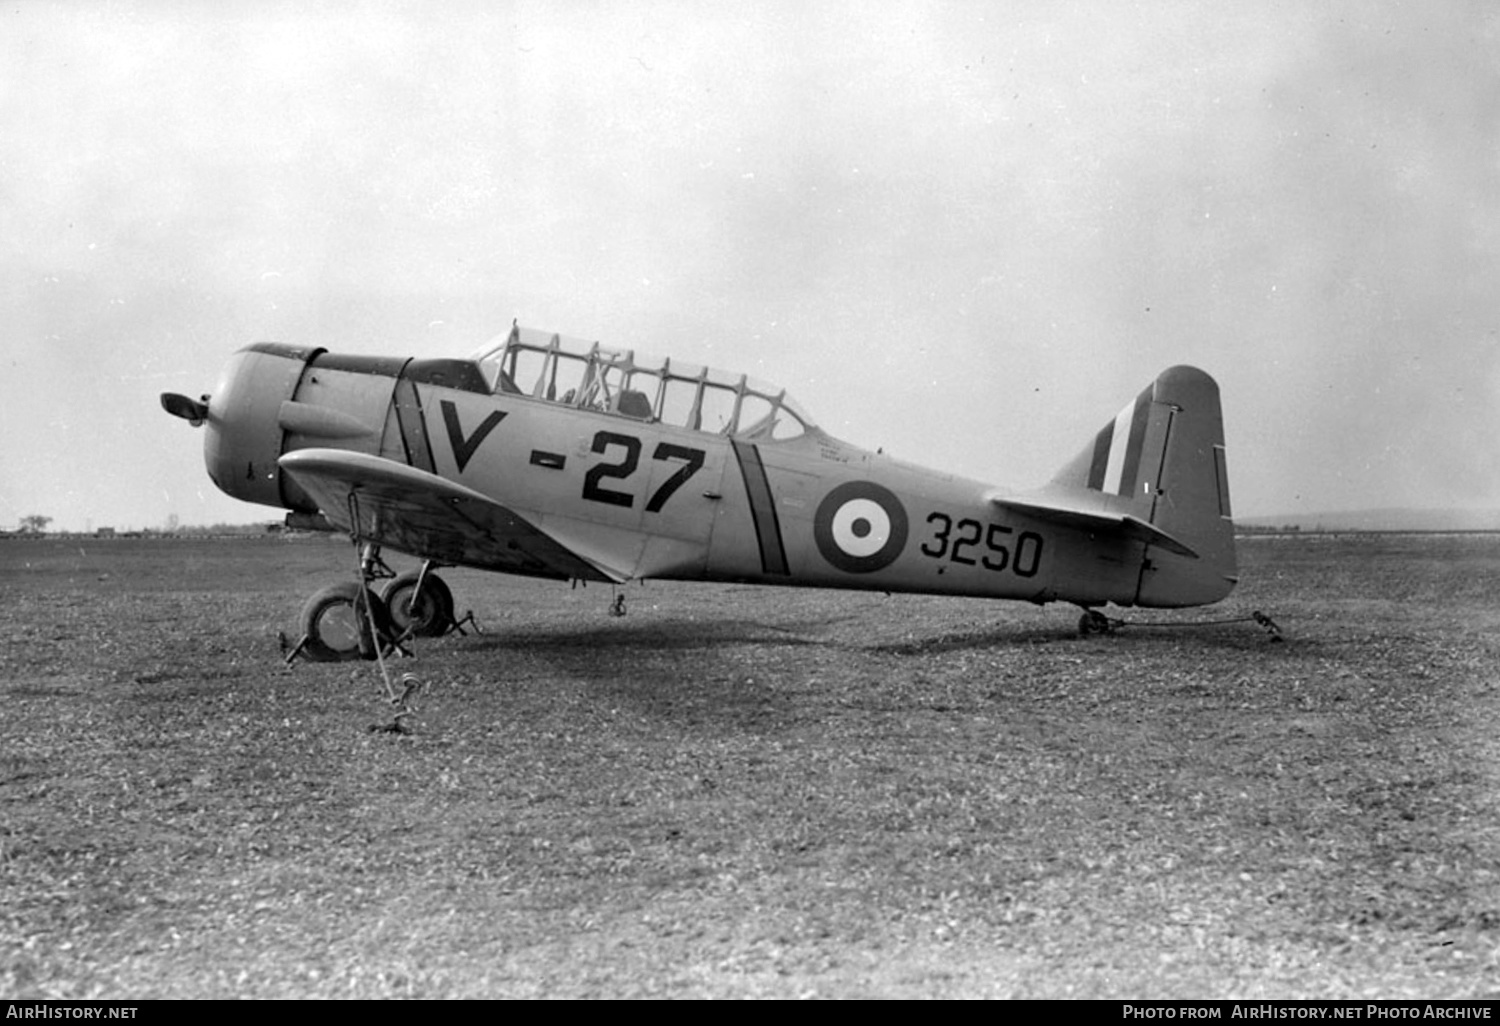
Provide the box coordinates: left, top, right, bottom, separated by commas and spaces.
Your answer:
381, 571, 455, 638
299, 582, 389, 662
1078, 610, 1113, 637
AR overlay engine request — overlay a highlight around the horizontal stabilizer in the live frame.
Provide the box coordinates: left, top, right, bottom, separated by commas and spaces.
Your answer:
988, 495, 1199, 559
279, 448, 629, 582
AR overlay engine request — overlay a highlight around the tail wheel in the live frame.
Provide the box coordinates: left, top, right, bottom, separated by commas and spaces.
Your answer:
299, 582, 389, 662
1078, 609, 1114, 637
381, 571, 455, 638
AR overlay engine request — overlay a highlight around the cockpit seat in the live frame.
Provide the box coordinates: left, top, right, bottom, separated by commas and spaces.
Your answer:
615, 389, 653, 420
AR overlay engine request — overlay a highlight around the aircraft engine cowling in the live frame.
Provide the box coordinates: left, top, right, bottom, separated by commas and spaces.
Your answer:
202, 343, 411, 515
203, 343, 324, 512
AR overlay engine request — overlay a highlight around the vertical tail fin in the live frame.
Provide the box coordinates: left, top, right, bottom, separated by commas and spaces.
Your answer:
1051, 366, 1237, 607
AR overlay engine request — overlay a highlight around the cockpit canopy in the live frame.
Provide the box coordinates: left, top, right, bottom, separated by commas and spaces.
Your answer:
470, 325, 815, 441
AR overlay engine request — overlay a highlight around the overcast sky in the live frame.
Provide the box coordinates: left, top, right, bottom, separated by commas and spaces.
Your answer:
3, 0, 1498, 532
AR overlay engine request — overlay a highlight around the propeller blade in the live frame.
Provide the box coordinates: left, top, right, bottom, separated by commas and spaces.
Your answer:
160, 392, 209, 426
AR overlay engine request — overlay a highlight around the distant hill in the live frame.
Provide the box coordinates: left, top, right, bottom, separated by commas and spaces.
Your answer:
1237, 508, 1500, 533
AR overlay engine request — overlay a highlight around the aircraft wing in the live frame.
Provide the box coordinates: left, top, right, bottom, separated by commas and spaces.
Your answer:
279, 448, 628, 582
988, 494, 1200, 559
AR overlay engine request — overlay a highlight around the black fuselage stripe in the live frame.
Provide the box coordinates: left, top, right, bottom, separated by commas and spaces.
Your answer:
731, 440, 789, 576
394, 377, 437, 473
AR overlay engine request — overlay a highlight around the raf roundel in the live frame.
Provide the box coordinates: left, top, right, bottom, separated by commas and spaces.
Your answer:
814, 481, 909, 573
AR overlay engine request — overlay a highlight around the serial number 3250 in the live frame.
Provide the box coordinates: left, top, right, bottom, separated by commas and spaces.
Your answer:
921, 513, 1043, 577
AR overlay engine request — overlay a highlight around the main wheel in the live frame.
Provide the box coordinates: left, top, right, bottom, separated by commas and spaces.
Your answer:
299, 582, 389, 662
381, 571, 455, 638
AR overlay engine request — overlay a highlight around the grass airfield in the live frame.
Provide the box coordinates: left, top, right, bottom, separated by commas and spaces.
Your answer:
3, 533, 1499, 999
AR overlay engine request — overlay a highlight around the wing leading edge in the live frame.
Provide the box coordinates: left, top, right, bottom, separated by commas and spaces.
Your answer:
987, 493, 1200, 560
279, 448, 628, 583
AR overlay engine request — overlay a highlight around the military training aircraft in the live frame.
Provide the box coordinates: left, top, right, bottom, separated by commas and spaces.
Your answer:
161, 323, 1237, 661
